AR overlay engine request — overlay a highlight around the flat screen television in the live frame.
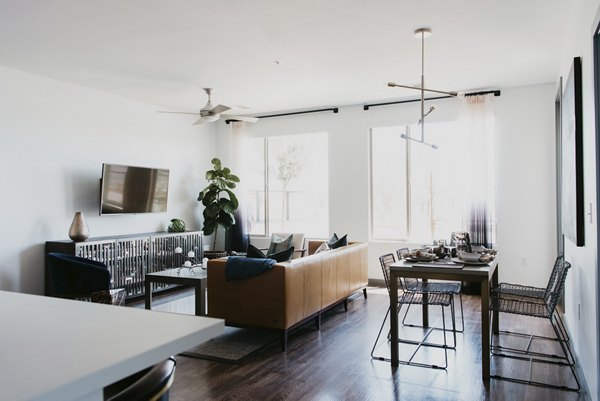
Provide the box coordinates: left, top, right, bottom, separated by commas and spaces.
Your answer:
100, 163, 169, 215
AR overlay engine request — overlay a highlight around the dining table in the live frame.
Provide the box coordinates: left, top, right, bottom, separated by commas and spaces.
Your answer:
0, 290, 224, 401
389, 258, 499, 380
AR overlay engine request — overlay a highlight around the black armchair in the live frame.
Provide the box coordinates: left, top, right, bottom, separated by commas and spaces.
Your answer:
104, 357, 176, 401
45, 252, 123, 305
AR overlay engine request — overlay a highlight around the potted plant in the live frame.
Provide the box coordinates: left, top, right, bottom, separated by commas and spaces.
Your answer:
198, 158, 240, 258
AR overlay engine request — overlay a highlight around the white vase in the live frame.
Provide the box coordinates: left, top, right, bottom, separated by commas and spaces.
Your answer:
69, 212, 90, 242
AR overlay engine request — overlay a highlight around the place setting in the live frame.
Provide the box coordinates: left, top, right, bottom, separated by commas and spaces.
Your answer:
399, 242, 497, 269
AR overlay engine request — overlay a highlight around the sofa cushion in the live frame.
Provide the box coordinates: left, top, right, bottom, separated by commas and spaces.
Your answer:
328, 233, 348, 249
246, 244, 295, 263
269, 246, 295, 262
267, 234, 293, 255
246, 244, 267, 259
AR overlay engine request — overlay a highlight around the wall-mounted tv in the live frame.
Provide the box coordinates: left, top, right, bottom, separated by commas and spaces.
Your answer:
100, 164, 169, 215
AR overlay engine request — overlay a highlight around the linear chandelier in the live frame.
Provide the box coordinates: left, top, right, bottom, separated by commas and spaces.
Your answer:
388, 28, 458, 149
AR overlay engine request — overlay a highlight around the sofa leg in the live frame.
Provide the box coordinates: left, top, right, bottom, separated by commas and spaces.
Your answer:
344, 299, 348, 312
280, 330, 288, 351
315, 313, 321, 330
363, 288, 367, 299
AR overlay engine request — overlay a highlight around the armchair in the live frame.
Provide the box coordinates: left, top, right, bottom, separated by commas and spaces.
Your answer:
45, 252, 124, 305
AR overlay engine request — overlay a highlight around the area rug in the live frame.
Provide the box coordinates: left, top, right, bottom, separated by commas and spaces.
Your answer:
181, 327, 279, 364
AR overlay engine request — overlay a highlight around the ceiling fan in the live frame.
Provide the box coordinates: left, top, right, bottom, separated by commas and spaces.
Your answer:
158, 88, 258, 125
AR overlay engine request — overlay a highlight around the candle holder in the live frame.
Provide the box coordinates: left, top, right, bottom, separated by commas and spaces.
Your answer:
174, 246, 202, 274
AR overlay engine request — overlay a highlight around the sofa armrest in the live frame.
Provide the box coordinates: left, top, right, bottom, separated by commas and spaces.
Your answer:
206, 258, 287, 330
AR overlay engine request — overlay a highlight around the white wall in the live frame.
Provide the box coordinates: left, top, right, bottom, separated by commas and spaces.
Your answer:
495, 84, 558, 287
215, 83, 558, 285
0, 66, 216, 295
558, 1, 600, 399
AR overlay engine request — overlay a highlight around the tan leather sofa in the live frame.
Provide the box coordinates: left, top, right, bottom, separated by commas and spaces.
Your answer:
207, 241, 368, 350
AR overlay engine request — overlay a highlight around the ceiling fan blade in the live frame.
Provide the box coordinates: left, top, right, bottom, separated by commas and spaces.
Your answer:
192, 117, 205, 125
211, 104, 231, 114
222, 114, 259, 123
156, 111, 199, 115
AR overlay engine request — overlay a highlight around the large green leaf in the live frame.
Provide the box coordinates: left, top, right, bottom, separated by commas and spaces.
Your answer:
223, 189, 239, 208
219, 198, 236, 213
228, 174, 240, 183
206, 170, 217, 181
222, 167, 231, 176
202, 220, 217, 235
201, 190, 218, 206
225, 181, 236, 189
204, 202, 220, 218
211, 158, 222, 171
217, 211, 235, 227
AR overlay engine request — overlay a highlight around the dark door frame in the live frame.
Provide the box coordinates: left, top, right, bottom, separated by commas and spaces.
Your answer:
593, 21, 600, 401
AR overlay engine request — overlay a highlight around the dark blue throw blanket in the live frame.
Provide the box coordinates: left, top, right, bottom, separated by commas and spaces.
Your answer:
225, 256, 276, 281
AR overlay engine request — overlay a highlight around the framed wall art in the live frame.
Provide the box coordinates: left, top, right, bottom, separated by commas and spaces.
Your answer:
561, 56, 584, 247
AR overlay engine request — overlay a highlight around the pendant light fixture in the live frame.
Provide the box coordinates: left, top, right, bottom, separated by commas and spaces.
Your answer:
388, 28, 458, 149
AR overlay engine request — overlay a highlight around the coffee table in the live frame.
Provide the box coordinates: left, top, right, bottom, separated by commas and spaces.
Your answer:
145, 267, 207, 316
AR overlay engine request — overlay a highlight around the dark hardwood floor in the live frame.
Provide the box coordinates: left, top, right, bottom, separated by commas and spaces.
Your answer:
132, 287, 588, 401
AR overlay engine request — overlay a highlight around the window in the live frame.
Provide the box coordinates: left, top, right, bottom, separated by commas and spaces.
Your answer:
246, 133, 329, 237
370, 121, 472, 242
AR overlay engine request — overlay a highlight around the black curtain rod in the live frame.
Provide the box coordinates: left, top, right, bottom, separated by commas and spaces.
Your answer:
363, 95, 452, 110
464, 89, 501, 97
225, 107, 339, 124
363, 89, 501, 111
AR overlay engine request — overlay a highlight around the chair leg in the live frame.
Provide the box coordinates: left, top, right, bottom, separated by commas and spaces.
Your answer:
490, 312, 581, 391
457, 292, 465, 333
371, 307, 391, 359
401, 293, 464, 334
492, 314, 573, 363
363, 288, 368, 299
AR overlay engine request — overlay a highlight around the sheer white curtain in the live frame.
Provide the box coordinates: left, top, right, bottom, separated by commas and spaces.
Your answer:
228, 121, 250, 252
459, 94, 496, 247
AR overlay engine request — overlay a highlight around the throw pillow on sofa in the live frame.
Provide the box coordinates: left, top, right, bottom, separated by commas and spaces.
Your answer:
314, 241, 330, 254
327, 233, 348, 249
267, 234, 293, 255
246, 244, 295, 263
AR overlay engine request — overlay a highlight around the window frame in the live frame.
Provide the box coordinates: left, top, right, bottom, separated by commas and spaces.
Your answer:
248, 133, 329, 238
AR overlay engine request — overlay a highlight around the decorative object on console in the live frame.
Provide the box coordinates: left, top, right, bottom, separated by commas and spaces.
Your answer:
168, 218, 186, 233
68, 211, 89, 242
387, 28, 458, 150
198, 158, 240, 256
174, 246, 202, 273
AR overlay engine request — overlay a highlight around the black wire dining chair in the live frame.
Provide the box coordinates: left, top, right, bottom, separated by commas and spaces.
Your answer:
395, 248, 465, 333
371, 253, 457, 370
490, 257, 580, 391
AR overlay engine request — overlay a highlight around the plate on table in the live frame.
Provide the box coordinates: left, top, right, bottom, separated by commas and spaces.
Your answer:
451, 257, 488, 266
405, 255, 438, 262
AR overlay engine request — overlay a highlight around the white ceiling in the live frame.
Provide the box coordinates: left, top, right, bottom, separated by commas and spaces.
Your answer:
0, 0, 570, 115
